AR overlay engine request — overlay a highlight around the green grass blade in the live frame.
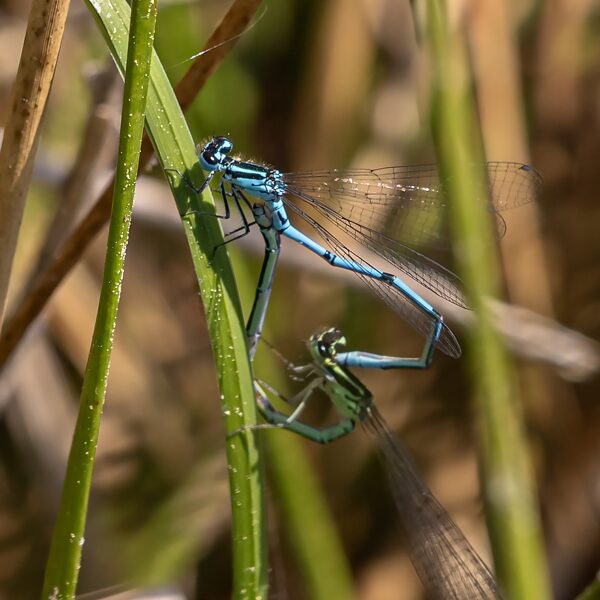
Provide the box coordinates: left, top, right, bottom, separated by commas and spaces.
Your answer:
423, 1, 552, 599
50, 0, 268, 597
41, 0, 158, 597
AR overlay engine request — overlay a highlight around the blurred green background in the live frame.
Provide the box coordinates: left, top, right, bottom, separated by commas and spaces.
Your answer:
1, 0, 599, 598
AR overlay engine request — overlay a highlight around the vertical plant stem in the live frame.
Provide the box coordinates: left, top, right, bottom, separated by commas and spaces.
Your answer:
0, 0, 71, 330
423, 1, 552, 599
40, 0, 158, 597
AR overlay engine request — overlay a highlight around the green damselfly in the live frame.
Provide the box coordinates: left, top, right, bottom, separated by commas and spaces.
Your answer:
254, 327, 502, 599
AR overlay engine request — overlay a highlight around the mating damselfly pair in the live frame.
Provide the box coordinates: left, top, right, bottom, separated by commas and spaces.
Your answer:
170, 136, 540, 599
174, 136, 541, 363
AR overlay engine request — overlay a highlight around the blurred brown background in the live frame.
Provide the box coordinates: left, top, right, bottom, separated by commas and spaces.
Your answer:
0, 0, 599, 598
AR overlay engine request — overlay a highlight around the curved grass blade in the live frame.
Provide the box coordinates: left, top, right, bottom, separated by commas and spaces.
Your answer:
79, 0, 268, 597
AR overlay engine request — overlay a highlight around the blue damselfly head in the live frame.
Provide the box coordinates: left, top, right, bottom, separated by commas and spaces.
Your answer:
197, 136, 234, 171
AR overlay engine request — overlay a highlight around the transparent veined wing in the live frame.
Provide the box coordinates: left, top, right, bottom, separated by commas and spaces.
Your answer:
283, 162, 541, 241
283, 162, 541, 309
366, 408, 503, 599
